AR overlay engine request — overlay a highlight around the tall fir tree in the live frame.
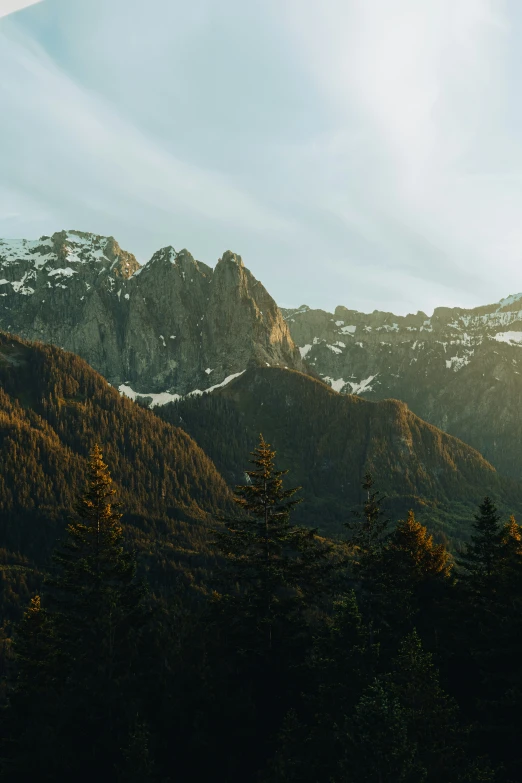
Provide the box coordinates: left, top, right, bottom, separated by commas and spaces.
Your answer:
345, 473, 390, 647
197, 435, 340, 783
377, 511, 453, 650
4, 445, 150, 782
471, 515, 522, 780
265, 591, 377, 783
348, 631, 494, 783
213, 434, 337, 653
458, 497, 504, 594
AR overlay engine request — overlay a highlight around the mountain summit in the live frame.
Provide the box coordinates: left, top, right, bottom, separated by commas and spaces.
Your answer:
0, 231, 305, 397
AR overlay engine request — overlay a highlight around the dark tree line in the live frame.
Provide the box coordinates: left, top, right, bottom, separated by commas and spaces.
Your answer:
1, 439, 522, 781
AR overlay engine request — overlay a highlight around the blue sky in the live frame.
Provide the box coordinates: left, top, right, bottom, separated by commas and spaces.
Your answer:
1, 0, 522, 314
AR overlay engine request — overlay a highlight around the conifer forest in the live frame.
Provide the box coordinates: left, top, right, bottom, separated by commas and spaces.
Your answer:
2, 433, 522, 782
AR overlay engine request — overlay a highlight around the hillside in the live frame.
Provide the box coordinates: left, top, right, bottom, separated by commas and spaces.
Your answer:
156, 366, 521, 547
0, 332, 234, 622
0, 230, 305, 398
282, 297, 522, 481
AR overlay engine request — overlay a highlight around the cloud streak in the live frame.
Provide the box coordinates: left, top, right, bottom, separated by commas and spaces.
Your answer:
1, 0, 522, 315
0, 0, 42, 19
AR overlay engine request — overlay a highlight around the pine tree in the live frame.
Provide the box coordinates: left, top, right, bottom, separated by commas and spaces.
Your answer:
265, 591, 377, 783
378, 511, 453, 647
345, 473, 390, 647
47, 443, 145, 682
0, 596, 60, 779
5, 445, 150, 782
387, 511, 451, 584
473, 515, 522, 780
499, 515, 522, 591
384, 630, 463, 781
458, 497, 503, 594
203, 435, 339, 783
213, 434, 337, 654
350, 631, 491, 783
351, 680, 423, 783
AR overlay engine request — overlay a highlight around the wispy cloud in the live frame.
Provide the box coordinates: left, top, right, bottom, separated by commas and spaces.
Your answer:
279, 0, 522, 310
0, 10, 294, 262
0, 0, 42, 19
1, 0, 522, 314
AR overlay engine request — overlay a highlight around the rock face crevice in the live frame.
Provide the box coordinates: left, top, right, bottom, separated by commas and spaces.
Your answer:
282, 296, 522, 479
0, 231, 305, 395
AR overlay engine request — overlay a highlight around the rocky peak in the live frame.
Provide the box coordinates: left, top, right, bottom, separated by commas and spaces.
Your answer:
497, 292, 522, 312
219, 249, 244, 267
0, 231, 306, 400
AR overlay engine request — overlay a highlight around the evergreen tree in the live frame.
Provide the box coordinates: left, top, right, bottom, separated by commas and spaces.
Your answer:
472, 515, 522, 780
213, 434, 337, 653
199, 435, 339, 782
350, 680, 423, 783
349, 631, 492, 783
384, 630, 463, 781
4, 445, 150, 782
47, 443, 145, 682
265, 591, 377, 783
458, 497, 503, 594
345, 473, 390, 646
378, 511, 453, 648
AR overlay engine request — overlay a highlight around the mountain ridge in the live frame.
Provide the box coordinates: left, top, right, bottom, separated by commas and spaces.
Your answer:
0, 230, 306, 397
155, 364, 522, 547
282, 295, 522, 480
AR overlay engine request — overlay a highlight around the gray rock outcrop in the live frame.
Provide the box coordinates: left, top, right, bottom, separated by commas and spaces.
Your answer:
0, 230, 305, 398
282, 296, 522, 479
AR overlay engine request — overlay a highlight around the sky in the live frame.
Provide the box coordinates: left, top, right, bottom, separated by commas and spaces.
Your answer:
1, 0, 522, 315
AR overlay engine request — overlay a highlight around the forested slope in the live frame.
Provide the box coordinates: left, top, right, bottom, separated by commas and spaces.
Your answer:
0, 332, 233, 621
158, 366, 522, 546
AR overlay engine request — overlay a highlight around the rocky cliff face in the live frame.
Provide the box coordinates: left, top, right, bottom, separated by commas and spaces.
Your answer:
282, 296, 522, 480
0, 230, 305, 398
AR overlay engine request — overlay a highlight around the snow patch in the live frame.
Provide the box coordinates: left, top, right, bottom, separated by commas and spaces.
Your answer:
493, 331, 522, 345
187, 371, 245, 397
326, 343, 343, 354
47, 267, 76, 278
118, 385, 182, 408
445, 352, 474, 371
299, 344, 312, 358
323, 376, 347, 392
349, 375, 378, 395
118, 371, 245, 409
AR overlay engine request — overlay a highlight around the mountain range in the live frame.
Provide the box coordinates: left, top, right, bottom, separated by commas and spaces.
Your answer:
1, 228, 522, 551
282, 298, 522, 480
0, 230, 304, 400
